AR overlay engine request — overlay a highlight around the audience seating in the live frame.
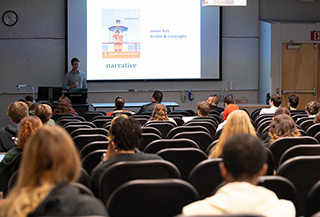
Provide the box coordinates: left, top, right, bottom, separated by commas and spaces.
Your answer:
314, 131, 320, 143
73, 183, 94, 197
81, 149, 107, 174
73, 134, 108, 152
298, 129, 307, 136
51, 113, 74, 121
256, 120, 272, 135
206, 140, 218, 156
188, 116, 219, 127
255, 116, 272, 128
254, 114, 273, 128
91, 116, 114, 121
265, 148, 275, 175
140, 111, 153, 116
166, 125, 210, 139
64, 125, 92, 134
156, 148, 207, 180
296, 117, 314, 125
81, 111, 105, 121
77, 168, 92, 189
184, 121, 217, 139
257, 175, 297, 207
250, 108, 262, 121
189, 158, 223, 199
260, 126, 270, 140
214, 128, 223, 140
144, 138, 200, 153
306, 123, 320, 137
269, 136, 318, 169
134, 118, 149, 126
277, 156, 320, 216
102, 122, 111, 131
56, 116, 86, 122
107, 179, 199, 217
10, 154, 21, 175
209, 109, 221, 116
279, 144, 320, 166
300, 119, 315, 132
62, 121, 96, 129
292, 113, 308, 122
176, 214, 266, 217
55, 118, 81, 126
170, 116, 184, 126
91, 119, 112, 128
141, 126, 163, 138
306, 180, 320, 217
133, 114, 152, 119
98, 160, 181, 205
172, 131, 213, 153
143, 121, 177, 138
79, 141, 109, 160
169, 110, 193, 116
290, 110, 307, 116
70, 128, 108, 138
110, 111, 133, 116
139, 133, 162, 151
7, 170, 19, 192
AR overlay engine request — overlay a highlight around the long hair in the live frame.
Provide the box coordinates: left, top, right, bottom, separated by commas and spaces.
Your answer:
0, 125, 81, 217
269, 114, 300, 143
149, 104, 169, 121
210, 110, 256, 158
55, 96, 73, 114
17, 116, 43, 148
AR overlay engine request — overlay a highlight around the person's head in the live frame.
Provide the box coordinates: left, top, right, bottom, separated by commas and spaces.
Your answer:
274, 107, 291, 117
56, 96, 73, 114
270, 94, 281, 107
315, 112, 320, 124
305, 101, 320, 116
108, 116, 142, 151
151, 90, 163, 103
0, 125, 80, 217
25, 95, 34, 102
287, 95, 299, 109
220, 134, 267, 183
24, 101, 33, 111
17, 116, 43, 148
7, 101, 29, 123
35, 104, 52, 124
30, 103, 39, 111
150, 103, 169, 121
71, 57, 80, 72
207, 94, 219, 107
114, 96, 125, 110
269, 114, 300, 143
222, 104, 239, 121
197, 101, 210, 117
224, 95, 234, 106
211, 110, 256, 158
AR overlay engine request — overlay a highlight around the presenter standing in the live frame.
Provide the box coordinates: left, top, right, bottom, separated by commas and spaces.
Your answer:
63, 57, 87, 92
112, 29, 124, 52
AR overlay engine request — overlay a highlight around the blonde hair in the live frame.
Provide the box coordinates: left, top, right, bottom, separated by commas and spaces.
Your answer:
17, 116, 43, 148
150, 104, 169, 121
210, 110, 256, 158
0, 125, 81, 217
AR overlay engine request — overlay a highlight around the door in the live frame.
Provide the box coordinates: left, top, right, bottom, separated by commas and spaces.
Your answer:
281, 43, 319, 110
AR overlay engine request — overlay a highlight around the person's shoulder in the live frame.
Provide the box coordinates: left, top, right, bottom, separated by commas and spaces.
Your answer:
135, 152, 163, 160
75, 194, 109, 216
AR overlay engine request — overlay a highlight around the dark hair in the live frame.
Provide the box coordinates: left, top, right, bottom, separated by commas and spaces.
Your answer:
210, 94, 219, 104
288, 95, 299, 108
30, 103, 39, 111
222, 134, 267, 179
115, 96, 125, 110
224, 95, 234, 105
305, 101, 320, 115
109, 116, 142, 150
71, 57, 80, 65
274, 107, 291, 117
315, 112, 320, 124
25, 95, 33, 102
197, 101, 210, 116
152, 90, 163, 103
271, 94, 281, 107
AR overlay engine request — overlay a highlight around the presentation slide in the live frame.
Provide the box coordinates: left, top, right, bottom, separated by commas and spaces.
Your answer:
69, 0, 220, 81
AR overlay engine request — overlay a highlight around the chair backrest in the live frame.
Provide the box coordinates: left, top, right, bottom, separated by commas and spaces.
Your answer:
72, 183, 95, 197
143, 121, 176, 138
306, 123, 320, 137
188, 116, 219, 127
251, 108, 262, 121
256, 120, 272, 135
277, 156, 320, 216
62, 121, 96, 129
73, 134, 108, 152
166, 125, 210, 139
79, 141, 109, 160
256, 116, 273, 128
63, 125, 92, 134
134, 118, 149, 126
55, 118, 81, 127
56, 116, 86, 123
169, 109, 195, 116
139, 133, 162, 151
279, 144, 320, 166
296, 116, 314, 125
81, 149, 107, 174
257, 175, 297, 207
188, 158, 223, 199
133, 114, 152, 119
206, 140, 219, 156
91, 119, 112, 128
172, 131, 213, 153
292, 113, 308, 122
265, 148, 275, 175
76, 167, 92, 189
269, 136, 318, 168
8, 170, 19, 192
156, 148, 207, 180
300, 119, 315, 132
81, 111, 104, 121
91, 116, 114, 121
170, 117, 184, 126
184, 121, 217, 139
254, 114, 274, 128
70, 128, 108, 139
144, 138, 200, 153
306, 180, 320, 217
107, 179, 199, 217
98, 160, 181, 204
51, 113, 74, 121
141, 126, 163, 137
214, 128, 223, 140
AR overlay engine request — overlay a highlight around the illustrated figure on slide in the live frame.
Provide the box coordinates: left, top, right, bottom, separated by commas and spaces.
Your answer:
112, 29, 124, 52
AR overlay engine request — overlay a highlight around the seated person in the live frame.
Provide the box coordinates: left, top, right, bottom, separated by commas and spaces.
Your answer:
35, 104, 55, 125
219, 95, 235, 121
183, 101, 211, 123
147, 104, 177, 125
28, 103, 39, 116
52, 96, 78, 116
314, 112, 320, 124
138, 90, 163, 114
217, 104, 239, 132
209, 110, 256, 158
91, 116, 162, 196
0, 102, 29, 152
207, 94, 224, 113
305, 101, 320, 118
0, 125, 108, 216
183, 134, 295, 216
287, 94, 299, 110
106, 96, 135, 116
0, 116, 42, 193
260, 94, 281, 115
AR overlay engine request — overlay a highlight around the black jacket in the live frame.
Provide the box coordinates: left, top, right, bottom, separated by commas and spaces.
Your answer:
28, 181, 109, 217
0, 123, 19, 152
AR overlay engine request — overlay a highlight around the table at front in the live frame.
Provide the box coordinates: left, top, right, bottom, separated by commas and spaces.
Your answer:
91, 102, 180, 111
